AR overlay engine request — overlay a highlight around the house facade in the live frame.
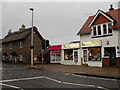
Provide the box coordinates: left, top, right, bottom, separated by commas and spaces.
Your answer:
77, 5, 120, 67
2, 25, 44, 64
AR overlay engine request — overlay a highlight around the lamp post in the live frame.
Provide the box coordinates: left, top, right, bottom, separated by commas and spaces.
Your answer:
30, 8, 34, 65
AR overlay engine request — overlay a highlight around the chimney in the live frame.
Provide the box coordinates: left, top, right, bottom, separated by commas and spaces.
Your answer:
109, 4, 114, 11
8, 29, 12, 35
19, 24, 26, 30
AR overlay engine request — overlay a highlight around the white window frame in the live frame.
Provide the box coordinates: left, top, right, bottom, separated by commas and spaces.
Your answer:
91, 22, 113, 37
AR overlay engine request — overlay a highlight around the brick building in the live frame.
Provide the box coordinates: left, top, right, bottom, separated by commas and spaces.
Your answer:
77, 5, 120, 67
2, 25, 45, 64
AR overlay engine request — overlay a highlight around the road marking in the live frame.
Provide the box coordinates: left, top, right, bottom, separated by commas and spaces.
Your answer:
88, 76, 117, 81
65, 73, 70, 75
71, 74, 117, 81
45, 76, 62, 83
97, 86, 110, 90
1, 76, 44, 83
63, 81, 95, 87
0, 83, 21, 89
1, 76, 110, 89
71, 74, 88, 78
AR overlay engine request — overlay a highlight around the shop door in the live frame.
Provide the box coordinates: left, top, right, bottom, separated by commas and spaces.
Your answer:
83, 49, 88, 63
104, 47, 116, 65
109, 47, 116, 65
73, 50, 78, 64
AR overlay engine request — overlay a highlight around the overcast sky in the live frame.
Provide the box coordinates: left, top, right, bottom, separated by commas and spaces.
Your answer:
1, 1, 119, 45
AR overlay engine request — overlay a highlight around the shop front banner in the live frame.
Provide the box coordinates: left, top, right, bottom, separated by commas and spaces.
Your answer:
81, 40, 101, 47
62, 43, 80, 49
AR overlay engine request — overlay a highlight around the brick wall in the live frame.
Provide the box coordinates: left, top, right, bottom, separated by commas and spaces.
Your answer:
2, 30, 43, 64
116, 57, 120, 67
102, 58, 110, 67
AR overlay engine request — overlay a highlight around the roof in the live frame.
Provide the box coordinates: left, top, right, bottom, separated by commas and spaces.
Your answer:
77, 8, 120, 35
2, 26, 44, 43
69, 41, 80, 44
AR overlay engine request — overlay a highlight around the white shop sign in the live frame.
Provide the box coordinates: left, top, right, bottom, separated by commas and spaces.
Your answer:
62, 43, 80, 49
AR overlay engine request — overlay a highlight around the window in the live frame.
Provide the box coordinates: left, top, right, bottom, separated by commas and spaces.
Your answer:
93, 26, 97, 36
88, 47, 101, 61
10, 43, 12, 49
108, 23, 112, 33
103, 24, 107, 34
92, 23, 113, 37
97, 25, 101, 35
19, 54, 23, 61
64, 49, 73, 60
50, 50, 61, 62
20, 42, 23, 48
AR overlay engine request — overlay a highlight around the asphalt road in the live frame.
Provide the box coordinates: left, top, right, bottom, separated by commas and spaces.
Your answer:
1, 63, 120, 90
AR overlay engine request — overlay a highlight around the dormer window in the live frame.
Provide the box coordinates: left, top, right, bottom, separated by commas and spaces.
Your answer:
93, 26, 97, 36
97, 25, 101, 35
103, 24, 107, 34
92, 22, 113, 37
108, 23, 112, 33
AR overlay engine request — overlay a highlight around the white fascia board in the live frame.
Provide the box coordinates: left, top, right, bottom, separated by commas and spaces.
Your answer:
88, 10, 114, 27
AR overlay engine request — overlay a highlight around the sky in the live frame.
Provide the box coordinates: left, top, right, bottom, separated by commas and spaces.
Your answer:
1, 0, 119, 45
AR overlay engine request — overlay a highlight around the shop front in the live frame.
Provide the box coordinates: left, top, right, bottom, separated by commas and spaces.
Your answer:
81, 40, 102, 67
48, 45, 62, 63
103, 46, 117, 67
61, 43, 80, 65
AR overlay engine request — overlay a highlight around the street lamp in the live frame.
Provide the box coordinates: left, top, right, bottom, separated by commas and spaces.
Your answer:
29, 8, 34, 65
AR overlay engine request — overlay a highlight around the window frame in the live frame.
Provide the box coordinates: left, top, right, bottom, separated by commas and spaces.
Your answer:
91, 22, 113, 37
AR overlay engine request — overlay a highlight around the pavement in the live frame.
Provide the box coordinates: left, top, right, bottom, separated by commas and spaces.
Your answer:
23, 64, 120, 79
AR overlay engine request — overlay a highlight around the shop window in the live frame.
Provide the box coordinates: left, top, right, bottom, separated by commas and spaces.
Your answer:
64, 49, 73, 60
50, 50, 61, 62
88, 48, 101, 61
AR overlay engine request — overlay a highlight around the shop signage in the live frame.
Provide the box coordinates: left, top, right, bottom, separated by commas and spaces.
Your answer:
62, 43, 80, 49
81, 40, 101, 47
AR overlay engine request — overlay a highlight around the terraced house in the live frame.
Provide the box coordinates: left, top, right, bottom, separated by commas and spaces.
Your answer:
2, 25, 44, 64
77, 5, 120, 67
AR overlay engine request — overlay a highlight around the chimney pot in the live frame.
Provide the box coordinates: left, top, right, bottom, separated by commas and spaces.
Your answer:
109, 4, 114, 11
19, 24, 26, 30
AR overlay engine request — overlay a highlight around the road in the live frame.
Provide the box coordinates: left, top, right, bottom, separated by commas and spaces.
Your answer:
1, 63, 120, 90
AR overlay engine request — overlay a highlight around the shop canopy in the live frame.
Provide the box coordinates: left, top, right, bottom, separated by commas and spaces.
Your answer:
48, 45, 62, 50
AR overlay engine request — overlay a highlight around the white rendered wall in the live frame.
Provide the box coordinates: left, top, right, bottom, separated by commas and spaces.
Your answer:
80, 30, 119, 67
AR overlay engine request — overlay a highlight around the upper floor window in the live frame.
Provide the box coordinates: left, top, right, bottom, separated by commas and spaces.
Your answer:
92, 22, 113, 37
10, 43, 13, 49
93, 26, 97, 36
108, 23, 112, 34
97, 25, 101, 35
103, 24, 107, 34
20, 42, 23, 48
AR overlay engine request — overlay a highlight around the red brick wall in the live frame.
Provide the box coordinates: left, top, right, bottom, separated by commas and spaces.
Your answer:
102, 58, 110, 67
92, 13, 111, 26
116, 57, 120, 67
